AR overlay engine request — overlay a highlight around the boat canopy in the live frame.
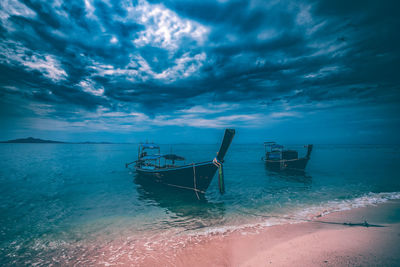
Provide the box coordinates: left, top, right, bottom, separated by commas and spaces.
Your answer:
264, 142, 283, 149
141, 143, 159, 149
163, 154, 185, 161
140, 155, 163, 160
264, 141, 276, 145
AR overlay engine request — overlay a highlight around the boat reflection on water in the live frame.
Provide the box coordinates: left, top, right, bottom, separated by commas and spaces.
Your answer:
266, 166, 312, 185
134, 174, 226, 231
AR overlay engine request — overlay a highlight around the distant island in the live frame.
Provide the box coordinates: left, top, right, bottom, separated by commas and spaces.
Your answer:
0, 137, 114, 144
0, 137, 66, 144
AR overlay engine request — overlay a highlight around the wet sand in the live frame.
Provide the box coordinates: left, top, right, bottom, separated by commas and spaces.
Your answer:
52, 200, 400, 266
168, 200, 400, 267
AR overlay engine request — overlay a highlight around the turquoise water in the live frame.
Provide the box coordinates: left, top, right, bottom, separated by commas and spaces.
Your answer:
1, 143, 400, 265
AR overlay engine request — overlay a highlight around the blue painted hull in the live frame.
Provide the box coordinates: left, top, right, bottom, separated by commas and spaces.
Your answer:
264, 157, 310, 172
135, 161, 218, 193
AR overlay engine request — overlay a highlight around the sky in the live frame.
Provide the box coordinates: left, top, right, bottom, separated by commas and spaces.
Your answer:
0, 0, 399, 144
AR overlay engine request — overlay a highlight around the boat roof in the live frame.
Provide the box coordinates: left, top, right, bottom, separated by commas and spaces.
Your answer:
140, 154, 186, 161
141, 155, 163, 160
264, 142, 284, 149
140, 143, 159, 149
163, 154, 185, 161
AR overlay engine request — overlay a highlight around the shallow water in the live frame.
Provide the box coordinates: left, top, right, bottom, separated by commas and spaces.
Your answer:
0, 143, 399, 265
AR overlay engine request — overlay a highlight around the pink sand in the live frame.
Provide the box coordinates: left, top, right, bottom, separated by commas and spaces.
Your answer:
56, 201, 400, 266
140, 201, 400, 266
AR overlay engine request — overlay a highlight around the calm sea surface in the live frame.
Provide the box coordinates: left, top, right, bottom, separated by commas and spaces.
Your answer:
1, 143, 400, 265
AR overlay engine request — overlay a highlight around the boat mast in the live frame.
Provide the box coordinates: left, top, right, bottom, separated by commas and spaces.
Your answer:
216, 129, 235, 162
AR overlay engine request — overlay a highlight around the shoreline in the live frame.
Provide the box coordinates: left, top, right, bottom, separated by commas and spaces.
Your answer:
154, 200, 400, 266
15, 199, 400, 266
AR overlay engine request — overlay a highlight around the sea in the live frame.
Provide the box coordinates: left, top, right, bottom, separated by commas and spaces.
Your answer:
1, 143, 400, 265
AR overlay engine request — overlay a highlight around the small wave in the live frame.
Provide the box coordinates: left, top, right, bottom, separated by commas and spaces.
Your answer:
186, 191, 400, 237
6, 192, 400, 266
295, 191, 400, 219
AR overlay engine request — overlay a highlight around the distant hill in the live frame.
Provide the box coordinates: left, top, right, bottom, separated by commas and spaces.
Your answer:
0, 137, 116, 144
0, 137, 66, 144
76, 141, 113, 144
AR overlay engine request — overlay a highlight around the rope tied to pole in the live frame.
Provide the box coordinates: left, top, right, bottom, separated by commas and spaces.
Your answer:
192, 163, 200, 200
213, 158, 225, 194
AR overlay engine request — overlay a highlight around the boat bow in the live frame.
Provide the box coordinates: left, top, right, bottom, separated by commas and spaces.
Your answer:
216, 129, 235, 162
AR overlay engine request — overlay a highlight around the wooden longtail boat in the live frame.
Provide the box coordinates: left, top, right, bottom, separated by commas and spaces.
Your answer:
126, 129, 235, 195
263, 142, 313, 172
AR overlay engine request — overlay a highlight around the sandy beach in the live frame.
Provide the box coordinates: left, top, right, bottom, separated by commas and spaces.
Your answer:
156, 200, 400, 267
39, 199, 400, 266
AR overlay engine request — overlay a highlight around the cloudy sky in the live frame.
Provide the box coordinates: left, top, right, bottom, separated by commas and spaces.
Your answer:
0, 0, 399, 143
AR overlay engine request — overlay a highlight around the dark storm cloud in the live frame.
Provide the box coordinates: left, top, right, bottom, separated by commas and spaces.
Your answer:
0, 0, 399, 136
155, 0, 400, 101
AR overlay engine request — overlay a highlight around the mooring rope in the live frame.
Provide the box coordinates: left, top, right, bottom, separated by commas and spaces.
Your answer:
213, 158, 225, 194
265, 158, 304, 163
164, 183, 205, 194
234, 209, 384, 228
192, 163, 200, 200
177, 207, 384, 235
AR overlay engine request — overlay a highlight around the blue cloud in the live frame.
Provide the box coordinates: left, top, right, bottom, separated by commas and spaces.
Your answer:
0, 0, 399, 143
